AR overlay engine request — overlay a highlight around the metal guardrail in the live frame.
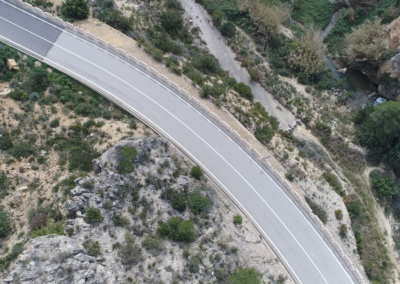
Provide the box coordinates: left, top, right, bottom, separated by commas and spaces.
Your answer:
3, 1, 368, 283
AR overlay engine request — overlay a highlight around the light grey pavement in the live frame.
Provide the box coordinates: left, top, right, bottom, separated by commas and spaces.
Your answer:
0, 1, 360, 283
179, 0, 296, 129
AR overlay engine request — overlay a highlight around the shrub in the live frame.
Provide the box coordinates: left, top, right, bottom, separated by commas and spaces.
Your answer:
68, 142, 99, 172
161, 9, 184, 37
85, 207, 103, 224
49, 118, 60, 128
335, 209, 343, 220
30, 221, 65, 238
104, 200, 113, 210
119, 233, 143, 268
29, 213, 48, 230
102, 109, 112, 119
323, 172, 345, 196
305, 197, 328, 224
129, 119, 137, 130
227, 267, 263, 284
233, 83, 253, 101
141, 235, 163, 255
0, 207, 11, 237
339, 224, 347, 238
255, 125, 275, 145
221, 22, 236, 38
0, 134, 13, 150
61, 0, 89, 20
212, 10, 225, 27
113, 213, 130, 227
9, 89, 28, 101
161, 188, 187, 212
29, 92, 40, 101
157, 216, 195, 242
192, 54, 221, 75
190, 166, 203, 180
345, 18, 387, 68
119, 146, 137, 174
187, 192, 211, 215
288, 28, 326, 75
370, 171, 398, 198
233, 215, 242, 225
11, 142, 35, 158
83, 239, 101, 256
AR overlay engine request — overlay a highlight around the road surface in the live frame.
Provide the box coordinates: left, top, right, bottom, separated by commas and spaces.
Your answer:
0, 1, 360, 283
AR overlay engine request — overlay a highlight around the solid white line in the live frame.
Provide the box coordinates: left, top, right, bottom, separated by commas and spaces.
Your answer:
0, 3, 358, 283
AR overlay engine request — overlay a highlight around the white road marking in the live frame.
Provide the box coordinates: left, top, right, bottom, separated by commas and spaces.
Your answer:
0, 2, 358, 283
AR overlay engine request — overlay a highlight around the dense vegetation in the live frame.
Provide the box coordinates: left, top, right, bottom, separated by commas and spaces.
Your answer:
61, 0, 89, 21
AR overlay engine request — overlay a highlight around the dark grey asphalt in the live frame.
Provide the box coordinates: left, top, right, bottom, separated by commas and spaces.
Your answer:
0, 1, 361, 283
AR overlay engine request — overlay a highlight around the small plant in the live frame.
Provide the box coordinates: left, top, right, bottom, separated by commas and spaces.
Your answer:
83, 239, 101, 256
113, 213, 130, 227
190, 166, 203, 180
157, 216, 195, 242
335, 209, 343, 220
104, 200, 113, 210
85, 207, 103, 224
187, 192, 211, 215
339, 224, 347, 238
49, 118, 60, 128
141, 235, 163, 255
119, 146, 137, 174
233, 215, 242, 225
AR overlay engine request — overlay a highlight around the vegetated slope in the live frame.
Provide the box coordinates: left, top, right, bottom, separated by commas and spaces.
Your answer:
4, 137, 293, 284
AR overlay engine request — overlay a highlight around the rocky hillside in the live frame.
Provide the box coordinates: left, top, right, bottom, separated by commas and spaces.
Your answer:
2, 137, 292, 284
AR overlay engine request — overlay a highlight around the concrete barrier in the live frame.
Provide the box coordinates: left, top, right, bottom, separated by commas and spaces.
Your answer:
127, 55, 137, 64
53, 17, 65, 27
274, 169, 283, 180
139, 61, 148, 70
221, 121, 231, 132
232, 130, 241, 140
201, 105, 210, 113
243, 140, 252, 150
150, 67, 159, 76
65, 22, 75, 32
107, 43, 117, 52
252, 149, 261, 158
284, 180, 292, 190
22, 2, 34, 12
210, 112, 220, 122
170, 82, 179, 90
34, 7, 45, 17
96, 38, 107, 47
181, 89, 190, 97
44, 12, 53, 20
76, 27, 85, 37
192, 98, 200, 105
86, 33, 96, 43
160, 75, 170, 85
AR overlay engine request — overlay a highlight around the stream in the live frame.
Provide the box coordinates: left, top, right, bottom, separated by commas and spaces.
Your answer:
178, 0, 296, 129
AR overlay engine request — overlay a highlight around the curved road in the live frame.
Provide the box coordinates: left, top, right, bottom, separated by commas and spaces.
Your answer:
0, 1, 360, 283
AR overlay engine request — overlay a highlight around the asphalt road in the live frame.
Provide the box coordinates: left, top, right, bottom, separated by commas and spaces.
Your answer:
0, 2, 359, 283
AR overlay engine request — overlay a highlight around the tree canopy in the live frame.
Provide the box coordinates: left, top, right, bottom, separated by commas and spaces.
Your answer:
226, 267, 264, 284
61, 0, 90, 20
354, 101, 400, 166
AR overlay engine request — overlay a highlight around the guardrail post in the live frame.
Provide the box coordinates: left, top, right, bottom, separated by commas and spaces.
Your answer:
127, 55, 138, 65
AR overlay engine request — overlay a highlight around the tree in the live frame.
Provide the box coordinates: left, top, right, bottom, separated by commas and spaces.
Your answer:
227, 267, 263, 284
344, 19, 387, 69
157, 217, 195, 242
161, 9, 184, 37
221, 22, 236, 38
61, 0, 90, 20
212, 10, 225, 27
288, 27, 326, 75
370, 171, 398, 197
355, 101, 400, 165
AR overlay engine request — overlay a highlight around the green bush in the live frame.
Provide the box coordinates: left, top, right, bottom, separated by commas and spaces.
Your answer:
212, 10, 225, 27
370, 171, 398, 198
227, 267, 263, 284
85, 207, 103, 224
102, 109, 112, 119
161, 188, 187, 212
335, 209, 343, 220
141, 235, 163, 255
192, 54, 221, 75
68, 142, 99, 172
187, 192, 211, 215
119, 233, 143, 268
221, 22, 236, 38
9, 89, 28, 101
0, 134, 13, 150
339, 224, 347, 238
233, 215, 242, 225
104, 200, 113, 210
161, 9, 184, 37
119, 146, 137, 174
11, 142, 35, 158
157, 216, 195, 242
190, 166, 203, 180
61, 0, 89, 20
49, 118, 60, 128
255, 125, 275, 145
233, 83, 253, 101
113, 213, 130, 227
0, 207, 11, 237
30, 221, 65, 238
323, 172, 345, 196
305, 197, 328, 224
83, 239, 101, 256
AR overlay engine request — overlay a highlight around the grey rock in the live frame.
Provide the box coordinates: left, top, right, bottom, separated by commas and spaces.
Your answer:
391, 53, 400, 76
70, 186, 89, 196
